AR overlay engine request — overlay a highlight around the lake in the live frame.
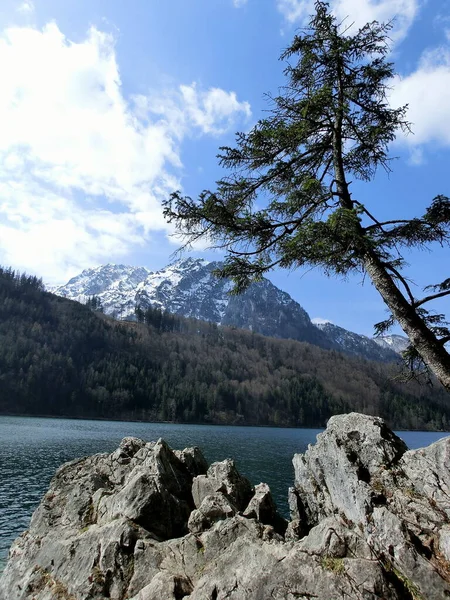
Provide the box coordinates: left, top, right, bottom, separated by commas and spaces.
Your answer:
0, 415, 448, 572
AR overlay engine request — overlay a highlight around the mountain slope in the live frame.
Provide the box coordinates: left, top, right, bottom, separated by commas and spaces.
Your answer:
1, 267, 450, 429
50, 263, 151, 318
53, 258, 335, 349
53, 259, 409, 360
373, 334, 409, 354
314, 321, 401, 362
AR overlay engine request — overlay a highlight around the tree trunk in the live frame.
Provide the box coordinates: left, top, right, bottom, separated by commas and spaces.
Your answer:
333, 62, 450, 391
331, 51, 450, 391
364, 253, 450, 391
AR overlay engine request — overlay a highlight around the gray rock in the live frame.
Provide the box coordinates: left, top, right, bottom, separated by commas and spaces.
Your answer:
297, 516, 372, 560
400, 435, 450, 517
292, 413, 450, 600
188, 492, 237, 534
129, 572, 193, 600
191, 474, 222, 508
0, 437, 202, 600
286, 486, 309, 538
174, 446, 208, 477
243, 483, 274, 522
96, 438, 195, 539
1, 416, 449, 600
112, 436, 147, 463
184, 516, 397, 600
243, 482, 287, 534
284, 519, 303, 541
292, 412, 407, 525
192, 458, 253, 510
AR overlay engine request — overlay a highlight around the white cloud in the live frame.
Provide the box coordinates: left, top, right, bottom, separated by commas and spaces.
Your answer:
406, 146, 425, 166
0, 22, 251, 283
0, 181, 143, 283
233, 0, 248, 6
311, 317, 333, 325
180, 84, 251, 135
391, 45, 450, 153
17, 1, 34, 14
276, 0, 419, 43
276, 0, 313, 23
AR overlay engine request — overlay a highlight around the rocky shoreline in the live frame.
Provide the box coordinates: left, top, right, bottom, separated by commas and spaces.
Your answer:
1, 413, 449, 599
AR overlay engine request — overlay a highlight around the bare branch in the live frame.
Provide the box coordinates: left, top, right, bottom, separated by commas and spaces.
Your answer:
414, 289, 450, 309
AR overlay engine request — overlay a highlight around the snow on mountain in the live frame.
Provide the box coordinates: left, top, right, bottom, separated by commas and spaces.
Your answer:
51, 263, 152, 318
313, 321, 403, 362
51, 258, 332, 348
134, 258, 232, 322
311, 318, 333, 325
51, 258, 408, 361
373, 334, 409, 354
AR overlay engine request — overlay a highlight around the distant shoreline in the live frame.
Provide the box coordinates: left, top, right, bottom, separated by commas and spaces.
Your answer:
0, 411, 320, 430
0, 411, 448, 433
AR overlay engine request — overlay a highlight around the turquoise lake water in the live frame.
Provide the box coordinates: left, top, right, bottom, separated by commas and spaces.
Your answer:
0, 415, 448, 571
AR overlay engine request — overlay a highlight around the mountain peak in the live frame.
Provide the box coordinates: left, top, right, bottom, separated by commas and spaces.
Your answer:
54, 263, 152, 301
311, 320, 406, 362
52, 258, 408, 362
167, 257, 210, 270
52, 257, 331, 348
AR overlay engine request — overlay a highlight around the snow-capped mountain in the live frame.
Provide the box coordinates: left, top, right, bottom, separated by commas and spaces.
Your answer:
373, 334, 409, 355
51, 258, 333, 348
51, 258, 408, 361
49, 264, 152, 319
313, 321, 403, 363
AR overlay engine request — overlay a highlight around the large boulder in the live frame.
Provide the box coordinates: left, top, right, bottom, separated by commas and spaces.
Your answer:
292, 412, 408, 525
188, 492, 237, 534
0, 437, 207, 600
1, 415, 449, 600
192, 458, 253, 510
292, 413, 450, 600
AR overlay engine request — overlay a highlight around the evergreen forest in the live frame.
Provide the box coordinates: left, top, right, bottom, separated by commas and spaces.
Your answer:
0, 266, 449, 430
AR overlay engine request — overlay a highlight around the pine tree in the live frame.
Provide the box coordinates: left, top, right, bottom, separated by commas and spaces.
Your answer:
86, 295, 104, 312
135, 305, 145, 323
164, 1, 450, 390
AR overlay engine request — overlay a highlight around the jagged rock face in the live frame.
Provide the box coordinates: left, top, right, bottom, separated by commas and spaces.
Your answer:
192, 458, 253, 511
373, 334, 410, 354
1, 414, 449, 600
50, 259, 407, 356
314, 321, 402, 362
50, 264, 151, 318
52, 258, 334, 348
135, 259, 231, 323
293, 413, 450, 600
222, 276, 332, 347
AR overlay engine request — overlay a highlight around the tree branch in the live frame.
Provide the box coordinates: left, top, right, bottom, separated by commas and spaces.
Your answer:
364, 219, 415, 232
414, 289, 450, 309
383, 262, 416, 306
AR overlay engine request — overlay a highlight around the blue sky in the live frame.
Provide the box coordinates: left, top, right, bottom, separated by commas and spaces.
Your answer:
0, 0, 449, 336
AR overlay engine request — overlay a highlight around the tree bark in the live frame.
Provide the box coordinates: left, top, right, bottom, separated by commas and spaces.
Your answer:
364, 253, 450, 390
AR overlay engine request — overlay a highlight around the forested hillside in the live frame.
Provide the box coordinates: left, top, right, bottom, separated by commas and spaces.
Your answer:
0, 267, 449, 430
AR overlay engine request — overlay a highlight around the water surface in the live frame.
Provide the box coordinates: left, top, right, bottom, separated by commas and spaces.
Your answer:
0, 416, 447, 571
